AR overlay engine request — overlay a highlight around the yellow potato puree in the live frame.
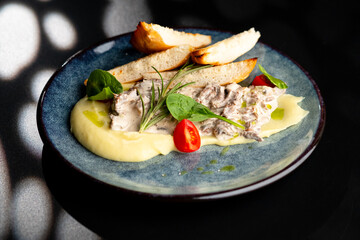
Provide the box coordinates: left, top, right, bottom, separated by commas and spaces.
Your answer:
70, 94, 308, 162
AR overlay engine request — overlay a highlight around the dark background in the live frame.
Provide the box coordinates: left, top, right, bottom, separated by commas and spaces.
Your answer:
0, 0, 359, 239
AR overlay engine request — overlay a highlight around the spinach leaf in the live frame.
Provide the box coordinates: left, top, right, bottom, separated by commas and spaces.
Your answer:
166, 93, 244, 130
86, 69, 123, 100
258, 64, 288, 89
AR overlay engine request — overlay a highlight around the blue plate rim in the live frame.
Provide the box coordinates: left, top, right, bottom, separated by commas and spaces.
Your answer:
37, 28, 326, 201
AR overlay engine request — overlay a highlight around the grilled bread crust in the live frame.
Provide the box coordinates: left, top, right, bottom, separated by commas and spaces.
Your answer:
131, 21, 211, 54
142, 58, 258, 88
191, 28, 260, 65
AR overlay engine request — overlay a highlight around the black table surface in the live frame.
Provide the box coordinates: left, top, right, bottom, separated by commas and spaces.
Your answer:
1, 0, 359, 239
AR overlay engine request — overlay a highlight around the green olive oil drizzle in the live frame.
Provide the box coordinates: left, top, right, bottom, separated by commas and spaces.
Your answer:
83, 111, 104, 127
210, 159, 218, 164
271, 108, 285, 120
220, 165, 236, 172
220, 146, 230, 156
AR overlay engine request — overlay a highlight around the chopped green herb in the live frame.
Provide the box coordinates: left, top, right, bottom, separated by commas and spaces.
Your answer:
238, 119, 246, 125
231, 133, 240, 139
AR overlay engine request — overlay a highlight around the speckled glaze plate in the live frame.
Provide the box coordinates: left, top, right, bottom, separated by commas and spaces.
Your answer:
37, 29, 325, 200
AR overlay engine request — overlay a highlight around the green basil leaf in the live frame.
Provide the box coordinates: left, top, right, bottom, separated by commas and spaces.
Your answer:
86, 69, 123, 100
166, 93, 214, 122
166, 93, 244, 130
155, 61, 246, 132
258, 64, 288, 89
166, 93, 245, 129
88, 87, 114, 100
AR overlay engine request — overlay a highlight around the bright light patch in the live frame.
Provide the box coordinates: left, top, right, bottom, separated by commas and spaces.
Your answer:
0, 3, 40, 80
43, 12, 77, 50
93, 41, 115, 54
0, 139, 11, 239
55, 210, 100, 240
17, 103, 43, 159
12, 177, 53, 240
102, 0, 152, 37
30, 69, 55, 102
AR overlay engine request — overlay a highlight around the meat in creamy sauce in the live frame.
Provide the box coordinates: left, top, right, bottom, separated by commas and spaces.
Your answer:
110, 80, 285, 141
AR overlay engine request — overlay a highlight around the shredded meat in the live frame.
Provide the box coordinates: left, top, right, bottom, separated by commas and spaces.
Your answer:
110, 80, 286, 142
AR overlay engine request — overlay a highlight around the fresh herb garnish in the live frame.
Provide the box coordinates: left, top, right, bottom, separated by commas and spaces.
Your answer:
258, 64, 288, 89
138, 61, 212, 132
166, 93, 245, 130
86, 69, 123, 100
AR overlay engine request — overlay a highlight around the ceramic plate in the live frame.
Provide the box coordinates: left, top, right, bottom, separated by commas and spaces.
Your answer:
37, 29, 325, 200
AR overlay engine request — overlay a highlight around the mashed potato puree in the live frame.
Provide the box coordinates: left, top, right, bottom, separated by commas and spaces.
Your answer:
70, 94, 308, 162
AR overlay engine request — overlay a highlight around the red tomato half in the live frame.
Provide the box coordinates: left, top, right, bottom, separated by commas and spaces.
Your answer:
252, 74, 275, 87
173, 119, 201, 153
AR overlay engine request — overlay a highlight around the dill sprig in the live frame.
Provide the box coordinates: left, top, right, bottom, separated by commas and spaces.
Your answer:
138, 61, 212, 132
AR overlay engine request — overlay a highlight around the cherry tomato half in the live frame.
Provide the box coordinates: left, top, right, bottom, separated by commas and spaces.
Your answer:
252, 74, 275, 87
173, 119, 201, 153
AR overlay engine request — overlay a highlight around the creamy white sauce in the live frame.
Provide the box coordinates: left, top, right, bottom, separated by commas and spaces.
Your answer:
110, 81, 286, 142
70, 94, 308, 162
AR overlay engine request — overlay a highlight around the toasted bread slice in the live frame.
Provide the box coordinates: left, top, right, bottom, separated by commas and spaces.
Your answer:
108, 45, 193, 83
191, 28, 260, 65
142, 58, 257, 88
131, 21, 211, 54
